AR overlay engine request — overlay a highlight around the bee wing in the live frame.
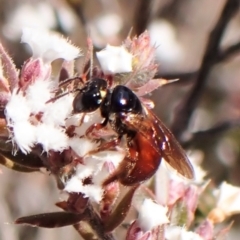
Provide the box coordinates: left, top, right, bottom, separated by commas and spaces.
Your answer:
122, 106, 194, 179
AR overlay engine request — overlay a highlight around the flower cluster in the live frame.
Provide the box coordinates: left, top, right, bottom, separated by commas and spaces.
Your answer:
0, 28, 239, 240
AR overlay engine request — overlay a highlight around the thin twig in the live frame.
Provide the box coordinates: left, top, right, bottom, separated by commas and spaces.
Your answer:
182, 119, 240, 148
66, 0, 87, 27
154, 40, 240, 84
217, 41, 240, 62
86, 204, 115, 240
71, 203, 115, 240
171, 0, 240, 139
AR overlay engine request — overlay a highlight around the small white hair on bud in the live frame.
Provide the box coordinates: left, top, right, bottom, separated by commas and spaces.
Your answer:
82, 184, 104, 203
36, 124, 68, 152
64, 175, 84, 193
65, 177, 104, 203
67, 111, 103, 137
25, 79, 53, 114
96, 45, 132, 74
21, 27, 81, 63
216, 181, 240, 217
75, 164, 94, 180
137, 199, 169, 232
64, 165, 104, 203
69, 137, 98, 157
42, 93, 74, 126
13, 121, 37, 154
165, 226, 203, 240
5, 89, 31, 123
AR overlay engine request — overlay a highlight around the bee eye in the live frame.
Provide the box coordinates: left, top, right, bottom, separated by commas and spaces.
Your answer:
111, 86, 142, 114
72, 90, 100, 113
72, 78, 107, 113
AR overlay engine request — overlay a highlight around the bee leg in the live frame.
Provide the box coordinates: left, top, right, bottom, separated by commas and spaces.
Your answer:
46, 91, 72, 104
102, 137, 139, 187
85, 117, 110, 139
87, 137, 122, 156
58, 76, 83, 88
102, 155, 137, 186
103, 131, 162, 186
78, 113, 86, 127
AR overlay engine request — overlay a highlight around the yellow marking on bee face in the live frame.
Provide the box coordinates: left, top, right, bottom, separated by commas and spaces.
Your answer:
100, 90, 107, 98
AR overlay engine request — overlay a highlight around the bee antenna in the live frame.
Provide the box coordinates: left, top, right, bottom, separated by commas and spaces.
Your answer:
87, 37, 94, 79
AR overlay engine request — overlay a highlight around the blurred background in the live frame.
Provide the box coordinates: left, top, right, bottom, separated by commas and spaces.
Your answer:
0, 0, 240, 239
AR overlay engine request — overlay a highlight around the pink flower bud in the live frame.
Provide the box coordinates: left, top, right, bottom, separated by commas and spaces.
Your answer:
195, 220, 214, 240
100, 162, 119, 220
126, 221, 151, 240
19, 58, 51, 90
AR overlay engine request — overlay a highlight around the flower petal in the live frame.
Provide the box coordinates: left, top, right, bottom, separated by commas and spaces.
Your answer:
137, 199, 169, 232
22, 27, 81, 63
96, 45, 132, 74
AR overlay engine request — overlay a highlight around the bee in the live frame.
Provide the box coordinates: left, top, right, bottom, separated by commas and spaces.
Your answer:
72, 77, 194, 186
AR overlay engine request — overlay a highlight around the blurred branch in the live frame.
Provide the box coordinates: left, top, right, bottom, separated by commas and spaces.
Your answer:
217, 41, 240, 62
86, 204, 115, 240
53, 8, 69, 35
133, 0, 153, 35
66, 0, 87, 27
155, 40, 240, 85
183, 119, 240, 148
171, 0, 240, 139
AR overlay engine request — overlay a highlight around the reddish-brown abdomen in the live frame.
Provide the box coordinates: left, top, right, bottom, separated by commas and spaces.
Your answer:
103, 132, 162, 186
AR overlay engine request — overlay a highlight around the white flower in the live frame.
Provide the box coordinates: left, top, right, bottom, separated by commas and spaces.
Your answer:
69, 137, 98, 157
64, 174, 103, 203
148, 20, 184, 67
217, 182, 240, 212
72, 164, 95, 183
66, 110, 103, 137
81, 184, 104, 203
21, 27, 81, 63
155, 161, 171, 205
188, 150, 206, 183
25, 79, 54, 113
165, 226, 203, 240
5, 74, 72, 154
96, 45, 132, 74
36, 124, 68, 152
137, 199, 169, 232
42, 93, 74, 126
3, 3, 57, 41
12, 121, 37, 154
64, 162, 105, 203
65, 150, 125, 203
5, 89, 31, 123
208, 182, 240, 223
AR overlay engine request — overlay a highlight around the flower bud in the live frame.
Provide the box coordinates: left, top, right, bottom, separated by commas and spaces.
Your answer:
96, 45, 133, 74
19, 58, 51, 90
